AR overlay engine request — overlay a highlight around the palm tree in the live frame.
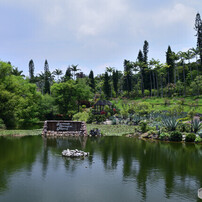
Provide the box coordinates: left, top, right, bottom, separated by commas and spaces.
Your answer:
177, 51, 187, 96
190, 47, 200, 76
11, 67, 25, 77
53, 68, 63, 82
70, 65, 80, 80
184, 49, 194, 81
106, 66, 114, 97
135, 61, 145, 97
170, 51, 180, 86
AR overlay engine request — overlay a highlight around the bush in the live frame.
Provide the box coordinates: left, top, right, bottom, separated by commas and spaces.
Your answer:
139, 120, 149, 133
168, 104, 184, 116
185, 133, 196, 142
159, 132, 170, 141
170, 131, 182, 142
135, 102, 152, 116
73, 111, 89, 122
0, 118, 6, 129
177, 122, 191, 133
197, 130, 202, 138
195, 136, 202, 143
95, 115, 106, 123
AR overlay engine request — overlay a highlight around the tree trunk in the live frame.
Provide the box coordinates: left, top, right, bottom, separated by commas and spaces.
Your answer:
150, 71, 152, 97
183, 64, 186, 97
156, 72, 159, 97
152, 71, 155, 95
141, 68, 144, 97
160, 75, 163, 98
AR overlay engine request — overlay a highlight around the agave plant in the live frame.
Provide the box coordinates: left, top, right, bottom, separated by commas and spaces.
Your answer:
132, 115, 142, 125
192, 119, 202, 133
161, 116, 179, 131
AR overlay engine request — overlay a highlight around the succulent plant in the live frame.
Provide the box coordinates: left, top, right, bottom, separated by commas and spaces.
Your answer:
132, 115, 142, 125
192, 119, 202, 133
161, 116, 179, 131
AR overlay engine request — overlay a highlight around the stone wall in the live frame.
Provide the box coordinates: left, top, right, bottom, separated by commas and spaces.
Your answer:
42, 120, 88, 137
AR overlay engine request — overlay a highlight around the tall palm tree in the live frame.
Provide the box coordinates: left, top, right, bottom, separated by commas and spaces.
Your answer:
184, 49, 194, 81
53, 68, 63, 82
190, 47, 200, 76
177, 51, 187, 96
170, 51, 180, 86
70, 65, 80, 80
135, 61, 145, 97
106, 66, 114, 97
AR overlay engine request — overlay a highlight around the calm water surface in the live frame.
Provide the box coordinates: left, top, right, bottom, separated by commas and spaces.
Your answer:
0, 136, 202, 202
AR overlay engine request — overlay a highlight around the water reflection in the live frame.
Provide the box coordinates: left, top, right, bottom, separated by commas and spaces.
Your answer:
0, 136, 202, 201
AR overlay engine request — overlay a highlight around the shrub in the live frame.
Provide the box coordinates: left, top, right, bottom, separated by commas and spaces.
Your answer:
195, 136, 202, 143
170, 131, 182, 142
135, 102, 152, 116
144, 90, 150, 96
139, 120, 149, 133
94, 115, 106, 123
159, 132, 170, 141
148, 130, 158, 137
168, 104, 184, 116
197, 130, 202, 138
185, 133, 196, 142
0, 119, 6, 129
112, 118, 117, 125
72, 111, 89, 122
177, 122, 191, 133
164, 99, 170, 106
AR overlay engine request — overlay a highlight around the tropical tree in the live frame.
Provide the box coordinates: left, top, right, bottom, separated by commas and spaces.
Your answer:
112, 69, 119, 97
29, 59, 35, 82
11, 67, 24, 77
195, 12, 202, 66
44, 60, 50, 94
123, 60, 133, 96
63, 66, 72, 81
190, 47, 200, 76
89, 70, 95, 92
71, 64, 80, 80
103, 71, 111, 98
53, 68, 63, 82
166, 46, 175, 84
184, 49, 194, 81
177, 51, 187, 96
143, 40, 149, 64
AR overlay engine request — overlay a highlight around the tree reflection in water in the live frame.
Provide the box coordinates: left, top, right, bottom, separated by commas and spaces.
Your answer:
1, 136, 202, 201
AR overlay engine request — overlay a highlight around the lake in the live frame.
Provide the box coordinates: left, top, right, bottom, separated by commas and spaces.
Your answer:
0, 136, 202, 202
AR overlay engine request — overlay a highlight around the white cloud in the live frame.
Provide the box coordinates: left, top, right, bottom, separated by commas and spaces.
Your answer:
151, 3, 196, 26
0, 0, 201, 75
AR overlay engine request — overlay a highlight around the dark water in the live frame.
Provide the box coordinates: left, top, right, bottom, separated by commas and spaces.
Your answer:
0, 136, 202, 202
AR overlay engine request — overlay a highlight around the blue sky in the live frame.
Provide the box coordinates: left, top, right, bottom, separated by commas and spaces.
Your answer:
0, 0, 201, 76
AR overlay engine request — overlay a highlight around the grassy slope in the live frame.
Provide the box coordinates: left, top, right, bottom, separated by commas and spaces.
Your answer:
111, 96, 202, 113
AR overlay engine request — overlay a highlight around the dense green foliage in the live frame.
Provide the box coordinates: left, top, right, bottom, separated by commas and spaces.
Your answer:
0, 13, 202, 133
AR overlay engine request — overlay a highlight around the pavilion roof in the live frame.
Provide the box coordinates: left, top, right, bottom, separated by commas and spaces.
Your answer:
94, 100, 112, 106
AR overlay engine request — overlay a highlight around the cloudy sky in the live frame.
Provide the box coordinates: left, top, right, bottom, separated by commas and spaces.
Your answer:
0, 0, 201, 76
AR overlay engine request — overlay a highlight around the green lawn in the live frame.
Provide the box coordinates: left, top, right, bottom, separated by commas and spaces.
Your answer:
0, 129, 42, 136
87, 124, 136, 136
0, 125, 136, 137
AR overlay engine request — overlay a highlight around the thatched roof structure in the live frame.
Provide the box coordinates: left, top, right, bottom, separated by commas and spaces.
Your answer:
94, 100, 112, 106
